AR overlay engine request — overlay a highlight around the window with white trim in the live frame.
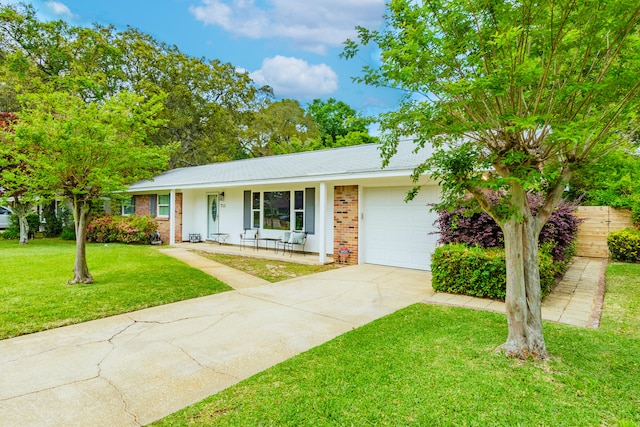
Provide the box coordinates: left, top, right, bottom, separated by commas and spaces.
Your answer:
121, 197, 135, 216
263, 191, 290, 230
244, 189, 314, 232
252, 192, 261, 228
157, 194, 170, 217
294, 190, 304, 231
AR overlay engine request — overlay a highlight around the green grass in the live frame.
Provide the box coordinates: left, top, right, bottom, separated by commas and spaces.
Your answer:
0, 238, 231, 339
194, 251, 337, 282
154, 262, 640, 426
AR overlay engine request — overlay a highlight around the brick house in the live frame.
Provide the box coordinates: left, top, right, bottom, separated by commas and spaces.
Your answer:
126, 139, 440, 270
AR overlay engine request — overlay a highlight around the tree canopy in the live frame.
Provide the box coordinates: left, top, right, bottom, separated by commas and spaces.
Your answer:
0, 3, 272, 167
344, 0, 640, 359
307, 98, 377, 148
9, 90, 170, 283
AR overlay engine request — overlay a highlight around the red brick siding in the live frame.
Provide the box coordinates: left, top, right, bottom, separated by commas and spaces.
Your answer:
334, 185, 358, 265
133, 193, 182, 243
133, 195, 151, 215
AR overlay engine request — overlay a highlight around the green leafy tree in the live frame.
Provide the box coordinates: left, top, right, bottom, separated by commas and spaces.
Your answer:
344, 0, 640, 359
241, 99, 319, 157
567, 146, 640, 223
0, 110, 36, 244
113, 28, 273, 166
10, 91, 170, 284
1, 4, 272, 168
307, 98, 377, 148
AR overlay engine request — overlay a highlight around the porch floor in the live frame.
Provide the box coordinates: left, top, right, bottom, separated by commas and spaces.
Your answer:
172, 241, 335, 266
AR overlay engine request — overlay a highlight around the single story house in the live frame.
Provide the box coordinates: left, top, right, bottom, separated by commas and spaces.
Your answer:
125, 139, 441, 270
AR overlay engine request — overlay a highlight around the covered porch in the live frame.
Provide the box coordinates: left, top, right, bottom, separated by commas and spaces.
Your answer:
171, 241, 337, 266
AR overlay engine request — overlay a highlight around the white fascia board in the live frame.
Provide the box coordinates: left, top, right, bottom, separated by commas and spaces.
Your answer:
126, 168, 430, 193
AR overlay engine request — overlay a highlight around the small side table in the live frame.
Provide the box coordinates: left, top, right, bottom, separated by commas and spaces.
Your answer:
209, 232, 229, 245
258, 237, 281, 253
189, 233, 202, 243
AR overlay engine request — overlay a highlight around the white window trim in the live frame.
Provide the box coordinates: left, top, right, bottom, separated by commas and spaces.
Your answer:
157, 194, 170, 218
121, 197, 135, 216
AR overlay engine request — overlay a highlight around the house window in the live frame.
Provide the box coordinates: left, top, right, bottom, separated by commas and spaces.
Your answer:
158, 194, 170, 217
263, 191, 290, 230
252, 192, 261, 228
121, 197, 135, 216
294, 190, 304, 231
243, 188, 315, 233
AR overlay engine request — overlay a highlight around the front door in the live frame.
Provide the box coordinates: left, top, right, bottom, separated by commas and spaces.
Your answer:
207, 194, 219, 238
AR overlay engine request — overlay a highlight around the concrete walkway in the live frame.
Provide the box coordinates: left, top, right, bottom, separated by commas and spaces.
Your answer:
0, 252, 604, 426
157, 247, 272, 289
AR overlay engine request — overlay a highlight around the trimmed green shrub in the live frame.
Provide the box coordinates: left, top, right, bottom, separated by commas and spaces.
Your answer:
86, 215, 158, 244
431, 244, 560, 300
607, 228, 640, 263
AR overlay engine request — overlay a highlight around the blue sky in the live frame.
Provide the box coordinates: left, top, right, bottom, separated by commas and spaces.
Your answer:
4, 0, 404, 118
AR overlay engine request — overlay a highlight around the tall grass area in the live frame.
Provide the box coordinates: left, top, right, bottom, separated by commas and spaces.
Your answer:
0, 239, 231, 339
155, 263, 640, 426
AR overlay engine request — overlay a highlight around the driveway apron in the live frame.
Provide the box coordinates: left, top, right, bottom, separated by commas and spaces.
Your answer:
0, 265, 433, 427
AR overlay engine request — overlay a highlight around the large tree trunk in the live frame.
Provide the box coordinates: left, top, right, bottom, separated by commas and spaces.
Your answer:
501, 186, 548, 360
69, 197, 94, 285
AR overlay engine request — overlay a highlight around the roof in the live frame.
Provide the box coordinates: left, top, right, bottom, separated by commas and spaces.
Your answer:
127, 138, 432, 191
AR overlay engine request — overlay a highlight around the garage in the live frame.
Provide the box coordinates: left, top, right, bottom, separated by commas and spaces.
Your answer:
362, 186, 441, 270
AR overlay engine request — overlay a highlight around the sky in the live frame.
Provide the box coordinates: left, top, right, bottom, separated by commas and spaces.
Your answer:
3, 0, 404, 119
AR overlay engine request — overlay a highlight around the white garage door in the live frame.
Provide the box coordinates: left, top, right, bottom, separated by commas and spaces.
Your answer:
363, 186, 440, 270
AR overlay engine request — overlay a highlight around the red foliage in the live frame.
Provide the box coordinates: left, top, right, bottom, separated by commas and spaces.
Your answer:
0, 112, 17, 131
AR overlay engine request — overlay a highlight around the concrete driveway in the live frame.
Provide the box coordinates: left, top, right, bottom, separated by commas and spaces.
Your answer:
0, 264, 433, 427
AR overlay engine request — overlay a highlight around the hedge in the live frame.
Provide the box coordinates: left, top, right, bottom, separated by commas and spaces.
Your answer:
431, 244, 564, 300
607, 228, 640, 263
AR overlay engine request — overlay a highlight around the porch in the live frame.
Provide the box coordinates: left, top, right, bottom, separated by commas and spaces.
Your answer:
172, 241, 336, 266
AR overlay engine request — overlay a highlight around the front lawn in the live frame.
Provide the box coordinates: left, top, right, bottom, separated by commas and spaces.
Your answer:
194, 251, 337, 282
0, 239, 231, 339
154, 262, 640, 426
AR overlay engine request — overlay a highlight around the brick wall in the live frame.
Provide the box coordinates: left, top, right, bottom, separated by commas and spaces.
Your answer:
134, 193, 182, 244
134, 195, 151, 215
334, 185, 358, 265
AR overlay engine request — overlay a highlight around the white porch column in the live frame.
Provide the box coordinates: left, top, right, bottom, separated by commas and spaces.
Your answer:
169, 189, 176, 246
318, 182, 327, 264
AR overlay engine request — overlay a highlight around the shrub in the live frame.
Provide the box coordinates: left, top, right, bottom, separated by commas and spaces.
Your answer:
86, 215, 158, 244
61, 227, 76, 241
431, 244, 560, 300
42, 203, 74, 238
2, 212, 40, 240
607, 228, 640, 263
435, 195, 581, 261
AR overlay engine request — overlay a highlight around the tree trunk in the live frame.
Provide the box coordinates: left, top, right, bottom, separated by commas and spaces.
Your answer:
69, 197, 94, 285
12, 202, 31, 245
500, 186, 548, 360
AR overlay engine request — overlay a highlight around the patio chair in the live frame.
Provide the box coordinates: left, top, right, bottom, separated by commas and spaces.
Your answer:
276, 231, 291, 255
239, 228, 259, 250
281, 231, 307, 257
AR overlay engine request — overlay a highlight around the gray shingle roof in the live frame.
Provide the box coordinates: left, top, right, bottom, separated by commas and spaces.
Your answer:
128, 138, 430, 191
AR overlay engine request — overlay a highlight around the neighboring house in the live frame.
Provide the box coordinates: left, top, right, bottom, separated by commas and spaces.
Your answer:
126, 139, 441, 270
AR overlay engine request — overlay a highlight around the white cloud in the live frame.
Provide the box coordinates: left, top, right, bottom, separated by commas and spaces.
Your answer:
45, 1, 74, 18
250, 56, 338, 98
189, 0, 385, 54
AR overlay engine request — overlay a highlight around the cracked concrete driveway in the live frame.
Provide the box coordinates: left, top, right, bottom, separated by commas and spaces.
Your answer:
0, 264, 433, 427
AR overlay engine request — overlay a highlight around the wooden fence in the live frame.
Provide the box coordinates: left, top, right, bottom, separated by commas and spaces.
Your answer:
573, 206, 633, 258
